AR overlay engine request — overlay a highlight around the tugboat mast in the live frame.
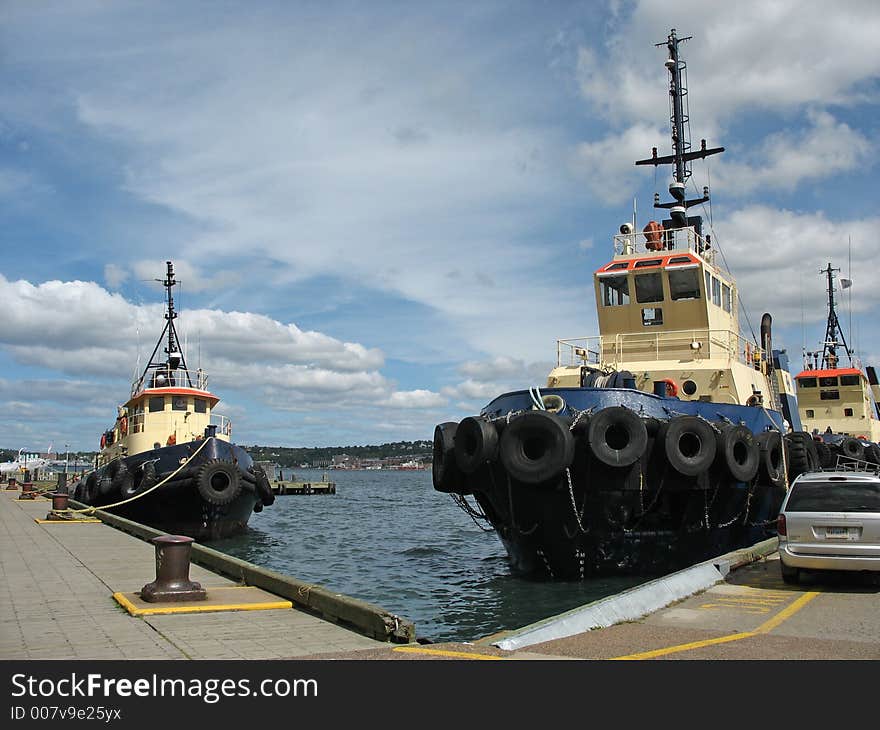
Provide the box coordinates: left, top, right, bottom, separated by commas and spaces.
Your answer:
819, 262, 851, 370
635, 28, 724, 228
139, 260, 191, 385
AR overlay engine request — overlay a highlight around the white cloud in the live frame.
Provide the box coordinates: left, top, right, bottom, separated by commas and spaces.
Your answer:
104, 263, 128, 289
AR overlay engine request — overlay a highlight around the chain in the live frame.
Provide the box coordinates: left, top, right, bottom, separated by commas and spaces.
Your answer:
451, 494, 495, 532
504, 472, 537, 535
565, 467, 588, 534
568, 406, 594, 431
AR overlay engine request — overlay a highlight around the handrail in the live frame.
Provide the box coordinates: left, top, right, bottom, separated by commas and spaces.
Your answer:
131, 367, 211, 398
612, 225, 723, 271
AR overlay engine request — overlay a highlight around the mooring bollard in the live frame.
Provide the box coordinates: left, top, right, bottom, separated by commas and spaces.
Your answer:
21, 483, 35, 493
140, 535, 207, 603
49, 492, 70, 511
5, 477, 16, 490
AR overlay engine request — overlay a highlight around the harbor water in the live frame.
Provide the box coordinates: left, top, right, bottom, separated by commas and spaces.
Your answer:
208, 469, 647, 642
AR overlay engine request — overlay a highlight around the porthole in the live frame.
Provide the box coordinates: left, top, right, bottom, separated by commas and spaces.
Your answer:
682, 380, 698, 396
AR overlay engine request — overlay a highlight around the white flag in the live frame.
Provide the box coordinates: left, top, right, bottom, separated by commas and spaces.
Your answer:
841, 278, 852, 289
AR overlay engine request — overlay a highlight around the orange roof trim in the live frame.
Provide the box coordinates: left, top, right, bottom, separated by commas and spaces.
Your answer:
595, 253, 699, 275
795, 368, 863, 379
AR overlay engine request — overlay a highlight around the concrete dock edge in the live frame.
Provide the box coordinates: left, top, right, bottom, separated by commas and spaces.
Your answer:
492, 537, 779, 651
71, 499, 416, 644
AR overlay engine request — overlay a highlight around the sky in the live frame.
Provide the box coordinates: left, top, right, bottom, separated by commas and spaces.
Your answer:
1, 0, 879, 452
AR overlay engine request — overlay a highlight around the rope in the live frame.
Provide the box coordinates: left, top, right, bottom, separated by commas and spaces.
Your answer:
67, 437, 214, 515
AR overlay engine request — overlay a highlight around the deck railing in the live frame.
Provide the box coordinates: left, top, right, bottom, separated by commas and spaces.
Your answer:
613, 225, 719, 268
131, 368, 210, 398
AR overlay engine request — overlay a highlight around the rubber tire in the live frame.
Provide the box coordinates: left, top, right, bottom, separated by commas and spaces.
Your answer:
454, 417, 499, 474
433, 422, 463, 492
717, 424, 760, 482
839, 437, 865, 461
110, 461, 131, 495
499, 410, 574, 484
252, 464, 275, 506
97, 469, 114, 496
786, 431, 819, 479
587, 406, 647, 468
72, 480, 85, 501
815, 441, 834, 468
865, 443, 880, 465
662, 416, 717, 476
83, 472, 99, 503
756, 431, 785, 487
195, 460, 242, 506
780, 561, 800, 585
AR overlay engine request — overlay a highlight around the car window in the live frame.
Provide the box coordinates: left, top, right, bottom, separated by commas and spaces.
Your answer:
785, 481, 880, 512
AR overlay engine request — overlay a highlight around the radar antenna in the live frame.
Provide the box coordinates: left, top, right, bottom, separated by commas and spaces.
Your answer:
635, 28, 724, 229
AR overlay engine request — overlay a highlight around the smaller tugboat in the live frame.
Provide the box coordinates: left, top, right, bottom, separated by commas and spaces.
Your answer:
793, 263, 880, 468
72, 261, 274, 539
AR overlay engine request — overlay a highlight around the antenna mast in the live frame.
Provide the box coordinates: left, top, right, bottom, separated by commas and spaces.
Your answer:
819, 262, 851, 369
635, 28, 724, 230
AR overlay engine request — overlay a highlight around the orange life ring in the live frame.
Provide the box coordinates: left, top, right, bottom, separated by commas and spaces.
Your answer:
643, 220, 664, 251
166, 433, 176, 446
119, 416, 128, 436
100, 434, 107, 449
659, 378, 678, 397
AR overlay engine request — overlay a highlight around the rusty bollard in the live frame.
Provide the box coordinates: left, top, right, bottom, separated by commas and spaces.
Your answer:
18, 483, 36, 500
6, 477, 16, 490
140, 535, 207, 603
50, 492, 70, 510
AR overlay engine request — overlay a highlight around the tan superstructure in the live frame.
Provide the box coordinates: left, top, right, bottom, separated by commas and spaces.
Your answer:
546, 224, 797, 412
795, 367, 880, 441
97, 368, 231, 467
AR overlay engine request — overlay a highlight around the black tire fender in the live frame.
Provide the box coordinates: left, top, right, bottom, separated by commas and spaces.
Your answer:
839, 437, 865, 461
785, 431, 819, 479
662, 416, 717, 476
252, 464, 275, 506
499, 410, 574, 484
756, 430, 785, 488
433, 421, 464, 492
717, 424, 760, 482
864, 443, 880, 465
454, 417, 499, 474
586, 406, 647, 468
195, 459, 242, 506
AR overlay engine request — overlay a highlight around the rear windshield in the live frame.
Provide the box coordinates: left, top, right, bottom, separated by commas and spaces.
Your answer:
785, 481, 880, 512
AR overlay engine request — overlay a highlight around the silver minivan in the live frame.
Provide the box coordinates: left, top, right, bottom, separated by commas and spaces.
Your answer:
777, 470, 880, 584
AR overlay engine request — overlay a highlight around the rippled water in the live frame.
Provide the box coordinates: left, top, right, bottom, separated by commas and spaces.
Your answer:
208, 469, 646, 642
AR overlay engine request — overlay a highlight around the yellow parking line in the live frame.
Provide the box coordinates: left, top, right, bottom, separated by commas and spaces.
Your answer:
610, 591, 820, 660
393, 646, 504, 660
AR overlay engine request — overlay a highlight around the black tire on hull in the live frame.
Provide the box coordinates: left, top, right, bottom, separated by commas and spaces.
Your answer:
586, 406, 647, 467
815, 441, 834, 468
838, 437, 865, 461
195, 459, 242, 506
252, 464, 275, 506
499, 410, 574, 484
717, 424, 760, 482
454, 417, 499, 474
662, 416, 717, 476
111, 461, 133, 496
785, 431, 819, 479
433, 421, 464, 493
756, 430, 786, 488
865, 443, 880, 465
84, 472, 99, 502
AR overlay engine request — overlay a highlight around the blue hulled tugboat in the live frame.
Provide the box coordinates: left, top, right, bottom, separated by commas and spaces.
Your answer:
73, 261, 274, 539
432, 29, 808, 579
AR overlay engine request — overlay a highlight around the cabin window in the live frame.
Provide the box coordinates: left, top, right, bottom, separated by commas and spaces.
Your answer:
194, 398, 207, 414
844, 408, 854, 417
635, 272, 663, 303
668, 268, 701, 301
149, 396, 165, 413
799, 378, 817, 388
711, 277, 721, 307
805, 409, 814, 418
606, 262, 629, 271
819, 377, 838, 387
634, 259, 663, 269
840, 375, 860, 386
600, 275, 630, 306
641, 307, 663, 326
172, 396, 188, 411
820, 390, 840, 400
722, 284, 732, 313
668, 256, 691, 264
704, 271, 711, 301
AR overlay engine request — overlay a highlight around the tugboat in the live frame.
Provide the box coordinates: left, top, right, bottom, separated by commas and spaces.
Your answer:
72, 261, 274, 539
432, 29, 807, 579
793, 263, 880, 468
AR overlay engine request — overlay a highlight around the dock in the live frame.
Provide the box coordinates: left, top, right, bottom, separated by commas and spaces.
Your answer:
271, 476, 336, 495
1, 483, 411, 660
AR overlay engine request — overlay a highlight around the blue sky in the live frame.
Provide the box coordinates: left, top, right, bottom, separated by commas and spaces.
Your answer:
1, 0, 879, 451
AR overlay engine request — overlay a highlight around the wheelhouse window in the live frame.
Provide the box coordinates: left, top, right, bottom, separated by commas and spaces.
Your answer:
819, 376, 838, 387
711, 277, 721, 307
820, 390, 840, 400
600, 275, 630, 306
172, 396, 188, 411
634, 259, 663, 269
149, 396, 165, 413
722, 284, 732, 313
840, 375, 860, 386
844, 408, 854, 417
634, 272, 663, 303
668, 268, 701, 300
605, 262, 629, 271
799, 378, 817, 388
641, 307, 663, 326
704, 271, 711, 301
194, 398, 208, 414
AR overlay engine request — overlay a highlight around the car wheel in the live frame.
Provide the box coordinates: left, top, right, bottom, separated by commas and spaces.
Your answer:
780, 561, 800, 585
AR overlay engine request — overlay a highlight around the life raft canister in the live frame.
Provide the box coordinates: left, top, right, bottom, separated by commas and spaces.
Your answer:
643, 220, 664, 251
100, 433, 107, 449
